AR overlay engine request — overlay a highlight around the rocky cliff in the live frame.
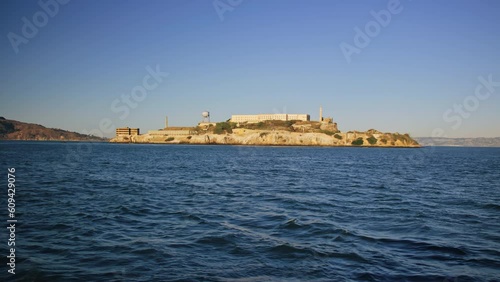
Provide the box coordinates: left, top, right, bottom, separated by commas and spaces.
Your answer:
111, 128, 420, 147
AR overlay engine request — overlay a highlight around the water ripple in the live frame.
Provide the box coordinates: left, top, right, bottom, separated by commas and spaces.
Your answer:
1, 143, 499, 281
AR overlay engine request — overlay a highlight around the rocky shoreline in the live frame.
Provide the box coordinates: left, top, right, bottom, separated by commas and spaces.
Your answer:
110, 129, 421, 148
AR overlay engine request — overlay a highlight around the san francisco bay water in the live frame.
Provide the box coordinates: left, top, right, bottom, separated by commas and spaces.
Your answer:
1, 142, 499, 281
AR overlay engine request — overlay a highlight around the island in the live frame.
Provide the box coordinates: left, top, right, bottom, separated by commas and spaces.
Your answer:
110, 110, 420, 148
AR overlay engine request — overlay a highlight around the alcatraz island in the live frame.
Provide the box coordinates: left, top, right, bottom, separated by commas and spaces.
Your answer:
110, 107, 420, 147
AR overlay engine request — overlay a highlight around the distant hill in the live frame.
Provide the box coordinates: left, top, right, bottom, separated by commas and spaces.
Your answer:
414, 137, 500, 147
0, 117, 107, 141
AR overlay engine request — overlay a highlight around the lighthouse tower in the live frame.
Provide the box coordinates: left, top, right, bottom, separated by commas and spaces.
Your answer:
319, 106, 323, 122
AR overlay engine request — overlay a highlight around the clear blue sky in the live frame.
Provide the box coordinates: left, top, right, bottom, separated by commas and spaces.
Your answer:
1, 0, 499, 138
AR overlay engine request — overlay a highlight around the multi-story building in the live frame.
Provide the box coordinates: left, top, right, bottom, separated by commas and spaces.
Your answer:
115, 127, 140, 136
148, 127, 197, 136
230, 113, 310, 123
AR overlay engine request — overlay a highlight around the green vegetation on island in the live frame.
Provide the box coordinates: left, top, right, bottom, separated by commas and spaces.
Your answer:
210, 120, 339, 135
110, 119, 420, 147
351, 138, 364, 146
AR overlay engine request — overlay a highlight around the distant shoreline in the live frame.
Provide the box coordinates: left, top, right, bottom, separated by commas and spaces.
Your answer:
109, 140, 421, 149
107, 143, 423, 148
4, 140, 500, 148
0, 139, 109, 143
3, 139, 500, 148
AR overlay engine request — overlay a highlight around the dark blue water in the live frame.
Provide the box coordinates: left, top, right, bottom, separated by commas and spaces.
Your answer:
1, 142, 499, 281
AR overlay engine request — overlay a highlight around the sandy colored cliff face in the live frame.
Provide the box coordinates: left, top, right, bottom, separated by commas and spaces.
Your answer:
110, 129, 420, 147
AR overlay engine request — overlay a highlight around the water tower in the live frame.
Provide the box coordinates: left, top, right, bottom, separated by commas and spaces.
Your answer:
201, 111, 210, 123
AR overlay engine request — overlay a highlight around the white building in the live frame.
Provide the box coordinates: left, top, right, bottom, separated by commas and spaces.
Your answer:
231, 114, 310, 123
